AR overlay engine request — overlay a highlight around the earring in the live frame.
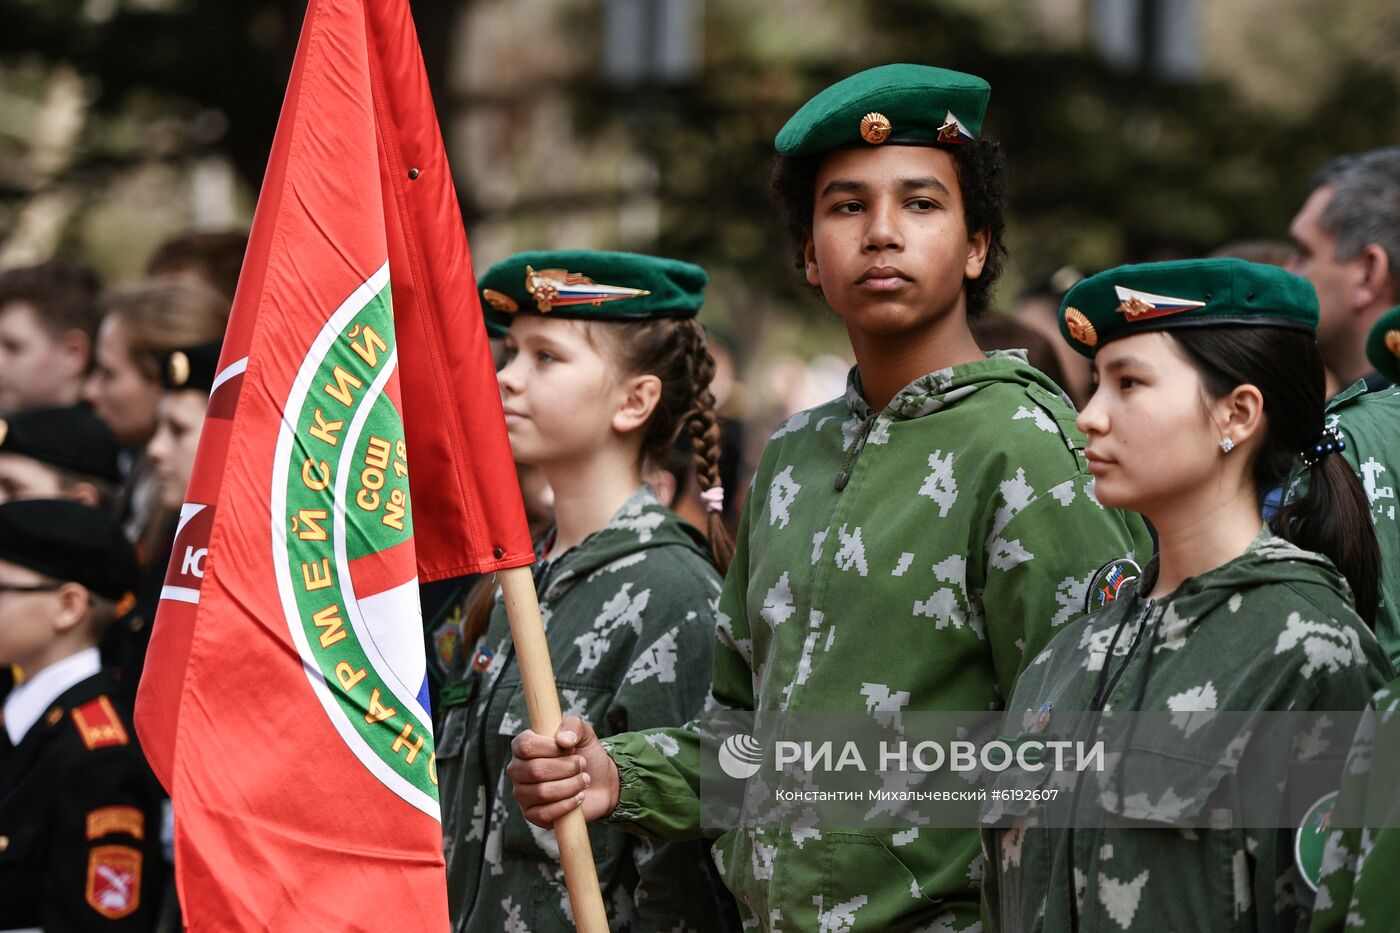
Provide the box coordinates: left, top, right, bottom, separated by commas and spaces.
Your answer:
1220, 437, 1235, 454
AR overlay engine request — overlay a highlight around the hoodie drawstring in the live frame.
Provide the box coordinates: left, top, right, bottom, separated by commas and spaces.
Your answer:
834, 414, 879, 492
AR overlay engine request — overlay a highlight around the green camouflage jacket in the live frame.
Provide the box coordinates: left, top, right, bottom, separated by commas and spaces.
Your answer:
602, 352, 1153, 931
1329, 382, 1400, 666
1308, 674, 1400, 933
985, 529, 1392, 933
437, 487, 734, 932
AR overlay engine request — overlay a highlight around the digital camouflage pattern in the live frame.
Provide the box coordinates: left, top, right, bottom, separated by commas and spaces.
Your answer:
1328, 382, 1400, 666
1308, 675, 1400, 933
985, 529, 1392, 933
602, 352, 1153, 931
437, 488, 734, 932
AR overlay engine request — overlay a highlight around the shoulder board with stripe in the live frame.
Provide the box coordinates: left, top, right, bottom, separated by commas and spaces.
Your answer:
72, 696, 130, 750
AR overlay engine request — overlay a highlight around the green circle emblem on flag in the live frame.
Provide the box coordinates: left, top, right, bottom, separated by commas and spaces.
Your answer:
272, 263, 439, 817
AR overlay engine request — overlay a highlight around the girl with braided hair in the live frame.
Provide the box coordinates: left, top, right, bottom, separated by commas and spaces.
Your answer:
436, 250, 737, 931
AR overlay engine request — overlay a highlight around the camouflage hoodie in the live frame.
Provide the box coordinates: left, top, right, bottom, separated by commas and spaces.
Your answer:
1329, 381, 1400, 665
1308, 673, 1400, 933
601, 352, 1153, 931
985, 529, 1393, 933
437, 487, 734, 932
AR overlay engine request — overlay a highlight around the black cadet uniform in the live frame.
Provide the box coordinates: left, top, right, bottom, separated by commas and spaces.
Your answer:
0, 404, 138, 710
0, 499, 164, 930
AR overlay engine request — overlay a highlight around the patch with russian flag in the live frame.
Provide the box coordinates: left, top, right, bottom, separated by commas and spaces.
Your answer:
1113, 285, 1207, 321
1086, 557, 1142, 612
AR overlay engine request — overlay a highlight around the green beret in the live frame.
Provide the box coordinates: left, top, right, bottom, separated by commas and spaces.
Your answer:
1058, 258, 1319, 358
774, 63, 990, 158
1366, 305, 1400, 384
158, 339, 223, 392
478, 250, 707, 336
0, 405, 122, 484
0, 499, 138, 601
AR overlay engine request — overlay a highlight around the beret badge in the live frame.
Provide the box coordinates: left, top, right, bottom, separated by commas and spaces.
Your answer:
167, 351, 191, 388
936, 110, 975, 144
1064, 308, 1097, 348
859, 112, 892, 145
482, 288, 519, 314
1386, 329, 1400, 360
1112, 285, 1206, 322
524, 265, 649, 313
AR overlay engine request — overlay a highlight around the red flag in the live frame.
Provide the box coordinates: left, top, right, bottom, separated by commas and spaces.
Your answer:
134, 0, 533, 927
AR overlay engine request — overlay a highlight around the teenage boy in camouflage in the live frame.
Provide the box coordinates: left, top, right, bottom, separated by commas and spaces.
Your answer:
508, 64, 1152, 930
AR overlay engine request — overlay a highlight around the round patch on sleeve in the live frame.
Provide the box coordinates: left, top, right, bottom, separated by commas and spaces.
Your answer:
1085, 557, 1142, 613
1295, 791, 1338, 893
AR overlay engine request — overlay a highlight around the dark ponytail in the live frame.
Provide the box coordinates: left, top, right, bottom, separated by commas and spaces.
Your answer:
1172, 327, 1380, 624
585, 318, 736, 575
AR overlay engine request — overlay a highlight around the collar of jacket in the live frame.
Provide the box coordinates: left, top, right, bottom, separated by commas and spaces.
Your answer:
843, 348, 1073, 420
535, 485, 709, 604
1098, 524, 1348, 652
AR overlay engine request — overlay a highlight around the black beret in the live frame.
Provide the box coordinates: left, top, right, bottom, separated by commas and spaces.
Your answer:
0, 405, 122, 484
0, 499, 138, 600
159, 339, 224, 392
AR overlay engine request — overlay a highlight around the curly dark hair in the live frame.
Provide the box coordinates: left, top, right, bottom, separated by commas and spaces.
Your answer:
769, 138, 1008, 316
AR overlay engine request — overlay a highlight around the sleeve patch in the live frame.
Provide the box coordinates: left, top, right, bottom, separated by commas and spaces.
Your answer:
72, 696, 130, 750
87, 806, 146, 840
86, 844, 142, 919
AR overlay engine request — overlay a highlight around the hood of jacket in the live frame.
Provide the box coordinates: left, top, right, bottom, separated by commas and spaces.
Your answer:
1125, 525, 1353, 647
846, 348, 1073, 421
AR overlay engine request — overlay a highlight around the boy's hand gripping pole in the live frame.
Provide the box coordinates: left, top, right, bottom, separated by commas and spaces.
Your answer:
496, 566, 609, 933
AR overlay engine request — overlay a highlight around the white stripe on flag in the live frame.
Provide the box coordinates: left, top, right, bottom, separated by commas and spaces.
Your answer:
210, 355, 249, 396
161, 586, 201, 604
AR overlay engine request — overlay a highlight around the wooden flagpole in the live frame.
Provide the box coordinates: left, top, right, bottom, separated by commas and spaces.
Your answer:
496, 565, 609, 932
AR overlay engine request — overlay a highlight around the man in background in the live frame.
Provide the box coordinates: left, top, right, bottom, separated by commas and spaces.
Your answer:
1289, 147, 1400, 396
0, 260, 103, 416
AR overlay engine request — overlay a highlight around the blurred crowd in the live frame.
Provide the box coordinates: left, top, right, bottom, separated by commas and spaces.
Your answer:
0, 233, 245, 703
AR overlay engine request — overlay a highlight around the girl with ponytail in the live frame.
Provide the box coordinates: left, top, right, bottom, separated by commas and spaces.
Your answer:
435, 251, 734, 932
985, 259, 1392, 933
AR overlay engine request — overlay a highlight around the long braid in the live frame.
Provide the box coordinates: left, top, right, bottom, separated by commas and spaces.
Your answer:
679, 319, 735, 575
585, 317, 736, 574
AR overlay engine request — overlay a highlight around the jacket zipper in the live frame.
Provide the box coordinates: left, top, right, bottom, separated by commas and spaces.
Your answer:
1066, 599, 1156, 930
